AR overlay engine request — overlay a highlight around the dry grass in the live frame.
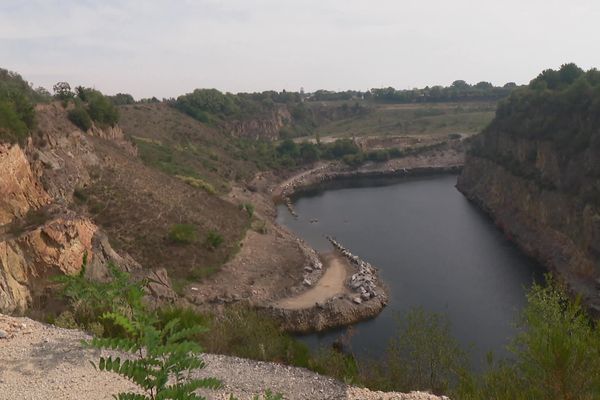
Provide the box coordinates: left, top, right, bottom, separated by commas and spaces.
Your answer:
315, 101, 496, 139
118, 103, 259, 191
80, 136, 249, 281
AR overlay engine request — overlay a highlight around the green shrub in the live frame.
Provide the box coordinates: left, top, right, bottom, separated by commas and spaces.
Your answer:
240, 202, 254, 218
168, 224, 198, 244
342, 153, 364, 166
68, 106, 92, 131
309, 347, 359, 384
177, 175, 217, 194
251, 219, 268, 234
52, 256, 146, 337
89, 313, 221, 400
361, 308, 468, 394
0, 100, 29, 143
205, 230, 224, 250
77, 87, 119, 127
202, 305, 311, 367
187, 265, 219, 282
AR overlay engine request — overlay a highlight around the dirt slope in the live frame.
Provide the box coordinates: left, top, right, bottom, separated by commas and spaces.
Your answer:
0, 313, 448, 400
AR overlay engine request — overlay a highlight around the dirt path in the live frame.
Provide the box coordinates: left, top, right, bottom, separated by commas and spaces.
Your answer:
276, 255, 349, 309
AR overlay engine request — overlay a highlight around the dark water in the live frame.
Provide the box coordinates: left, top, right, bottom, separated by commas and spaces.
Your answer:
276, 174, 545, 367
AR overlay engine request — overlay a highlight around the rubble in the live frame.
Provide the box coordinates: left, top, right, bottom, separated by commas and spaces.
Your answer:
326, 236, 382, 304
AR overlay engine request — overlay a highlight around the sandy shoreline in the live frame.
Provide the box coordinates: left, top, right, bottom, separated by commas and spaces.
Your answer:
276, 253, 350, 309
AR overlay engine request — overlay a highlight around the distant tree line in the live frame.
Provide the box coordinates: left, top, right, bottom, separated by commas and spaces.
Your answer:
367, 80, 518, 103
172, 88, 367, 139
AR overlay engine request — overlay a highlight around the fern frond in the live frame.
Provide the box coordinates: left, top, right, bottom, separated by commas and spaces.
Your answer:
88, 336, 141, 353
166, 326, 207, 344
115, 393, 151, 400
102, 312, 137, 335
155, 378, 222, 399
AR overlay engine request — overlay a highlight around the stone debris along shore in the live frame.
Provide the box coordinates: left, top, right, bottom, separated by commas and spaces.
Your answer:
326, 235, 386, 305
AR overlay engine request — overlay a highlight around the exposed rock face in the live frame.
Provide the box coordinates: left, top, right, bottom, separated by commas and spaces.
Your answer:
0, 217, 95, 312
0, 144, 51, 225
0, 104, 141, 314
222, 106, 291, 140
458, 132, 600, 311
88, 124, 137, 156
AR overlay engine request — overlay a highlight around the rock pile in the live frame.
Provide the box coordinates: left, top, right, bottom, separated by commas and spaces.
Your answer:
299, 239, 323, 288
284, 197, 298, 217
326, 236, 381, 304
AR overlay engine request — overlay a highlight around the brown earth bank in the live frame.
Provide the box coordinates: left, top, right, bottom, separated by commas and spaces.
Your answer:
0, 313, 449, 400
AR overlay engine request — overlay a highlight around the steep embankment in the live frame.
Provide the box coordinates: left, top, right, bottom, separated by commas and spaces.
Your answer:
457, 66, 600, 311
0, 104, 139, 313
0, 102, 253, 315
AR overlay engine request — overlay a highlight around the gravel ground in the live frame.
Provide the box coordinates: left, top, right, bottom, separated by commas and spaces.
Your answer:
0, 314, 447, 400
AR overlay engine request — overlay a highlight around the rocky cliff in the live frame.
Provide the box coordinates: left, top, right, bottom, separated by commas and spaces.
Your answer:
457, 67, 600, 311
222, 106, 291, 140
0, 104, 137, 313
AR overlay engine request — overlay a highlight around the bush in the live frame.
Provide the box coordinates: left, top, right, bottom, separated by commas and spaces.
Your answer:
0, 100, 29, 143
205, 230, 224, 250
309, 347, 359, 384
342, 153, 364, 167
240, 202, 254, 218
360, 308, 468, 394
0, 71, 36, 143
68, 106, 92, 131
457, 276, 600, 400
74, 87, 119, 127
52, 256, 146, 337
176, 175, 217, 194
202, 305, 311, 367
168, 224, 197, 244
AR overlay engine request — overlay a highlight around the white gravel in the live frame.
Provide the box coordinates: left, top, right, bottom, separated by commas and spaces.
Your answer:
0, 314, 447, 400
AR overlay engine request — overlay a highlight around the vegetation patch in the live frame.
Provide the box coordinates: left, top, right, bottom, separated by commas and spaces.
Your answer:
205, 230, 224, 250
67, 106, 92, 131
168, 224, 198, 245
176, 175, 216, 195
240, 202, 254, 218
0, 68, 40, 144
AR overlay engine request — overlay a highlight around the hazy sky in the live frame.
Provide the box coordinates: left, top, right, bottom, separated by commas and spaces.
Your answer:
2, 1, 600, 99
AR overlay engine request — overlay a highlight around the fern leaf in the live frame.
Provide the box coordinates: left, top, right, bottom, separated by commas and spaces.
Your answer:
102, 312, 137, 335
155, 378, 222, 399
166, 326, 207, 344
116, 393, 150, 400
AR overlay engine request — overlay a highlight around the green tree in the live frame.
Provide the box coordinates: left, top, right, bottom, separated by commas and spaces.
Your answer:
299, 142, 320, 163
53, 81, 73, 100
276, 138, 299, 159
362, 308, 467, 394
458, 276, 600, 400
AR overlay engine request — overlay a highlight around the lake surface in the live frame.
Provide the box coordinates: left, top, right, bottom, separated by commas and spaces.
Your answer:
276, 174, 545, 367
